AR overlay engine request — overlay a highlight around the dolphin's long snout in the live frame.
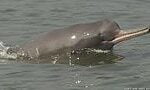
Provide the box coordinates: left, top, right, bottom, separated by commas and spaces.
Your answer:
111, 26, 150, 44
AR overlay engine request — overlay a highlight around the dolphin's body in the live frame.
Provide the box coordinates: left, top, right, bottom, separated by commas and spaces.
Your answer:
5, 19, 150, 62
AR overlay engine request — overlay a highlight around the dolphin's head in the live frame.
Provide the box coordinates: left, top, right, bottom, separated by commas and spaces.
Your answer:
99, 19, 121, 41
98, 20, 150, 50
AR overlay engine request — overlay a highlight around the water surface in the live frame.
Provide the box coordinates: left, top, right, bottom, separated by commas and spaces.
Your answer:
0, 0, 150, 89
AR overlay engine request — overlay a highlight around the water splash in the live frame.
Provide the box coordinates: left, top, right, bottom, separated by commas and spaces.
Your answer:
88, 49, 110, 53
0, 41, 115, 65
0, 41, 17, 60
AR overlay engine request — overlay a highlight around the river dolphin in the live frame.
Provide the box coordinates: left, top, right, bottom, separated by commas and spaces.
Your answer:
6, 19, 150, 61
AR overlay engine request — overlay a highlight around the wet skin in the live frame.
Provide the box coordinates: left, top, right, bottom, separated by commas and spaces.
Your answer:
9, 19, 149, 60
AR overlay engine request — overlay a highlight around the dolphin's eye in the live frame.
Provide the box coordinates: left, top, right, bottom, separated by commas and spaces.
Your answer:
99, 33, 115, 41
98, 33, 105, 41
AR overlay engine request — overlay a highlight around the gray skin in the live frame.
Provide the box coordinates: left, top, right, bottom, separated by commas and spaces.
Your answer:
16, 19, 149, 59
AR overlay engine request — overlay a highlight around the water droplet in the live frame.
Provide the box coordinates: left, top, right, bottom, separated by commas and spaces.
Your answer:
71, 35, 76, 39
69, 59, 72, 66
52, 60, 57, 64
83, 32, 90, 36
85, 85, 89, 88
75, 80, 81, 84
76, 57, 80, 60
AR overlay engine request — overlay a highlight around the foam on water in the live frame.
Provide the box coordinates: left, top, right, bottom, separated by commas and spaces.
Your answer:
0, 41, 17, 60
89, 49, 110, 53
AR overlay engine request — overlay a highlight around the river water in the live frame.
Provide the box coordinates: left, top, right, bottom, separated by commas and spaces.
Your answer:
0, 0, 150, 89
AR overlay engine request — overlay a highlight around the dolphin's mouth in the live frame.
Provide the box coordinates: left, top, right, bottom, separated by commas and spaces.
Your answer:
111, 26, 150, 44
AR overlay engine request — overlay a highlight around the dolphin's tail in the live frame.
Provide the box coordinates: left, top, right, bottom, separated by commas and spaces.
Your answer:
0, 41, 17, 59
